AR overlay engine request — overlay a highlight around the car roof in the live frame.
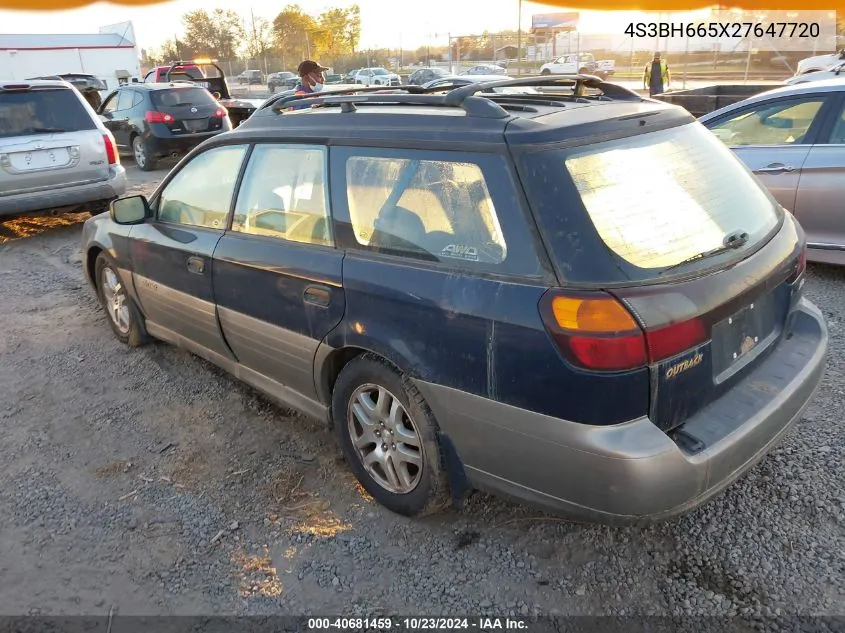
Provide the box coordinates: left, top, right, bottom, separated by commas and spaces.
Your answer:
132, 82, 206, 90
699, 77, 845, 121
236, 78, 693, 150
0, 79, 74, 90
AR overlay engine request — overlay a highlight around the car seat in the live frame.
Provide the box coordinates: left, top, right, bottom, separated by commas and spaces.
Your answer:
371, 205, 427, 254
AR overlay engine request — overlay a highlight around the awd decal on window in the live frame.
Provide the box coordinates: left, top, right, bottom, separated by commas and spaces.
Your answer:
665, 352, 704, 379
441, 244, 479, 261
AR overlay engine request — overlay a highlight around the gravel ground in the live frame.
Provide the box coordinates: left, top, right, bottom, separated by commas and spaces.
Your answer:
0, 165, 842, 621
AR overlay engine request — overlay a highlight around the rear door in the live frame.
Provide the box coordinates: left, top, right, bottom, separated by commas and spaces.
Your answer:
0, 84, 111, 198
212, 143, 344, 403
130, 143, 249, 358
792, 92, 845, 253
704, 92, 837, 212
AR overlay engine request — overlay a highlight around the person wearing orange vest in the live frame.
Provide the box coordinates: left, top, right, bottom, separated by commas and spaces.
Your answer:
643, 52, 670, 97
290, 59, 329, 111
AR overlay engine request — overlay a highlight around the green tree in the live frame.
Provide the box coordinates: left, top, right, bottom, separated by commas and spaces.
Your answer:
182, 8, 244, 60
245, 15, 274, 64
144, 38, 182, 66
272, 5, 317, 66
310, 6, 361, 65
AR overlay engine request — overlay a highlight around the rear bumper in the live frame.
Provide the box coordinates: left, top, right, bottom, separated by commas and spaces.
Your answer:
0, 165, 126, 217
416, 298, 827, 525
145, 131, 222, 157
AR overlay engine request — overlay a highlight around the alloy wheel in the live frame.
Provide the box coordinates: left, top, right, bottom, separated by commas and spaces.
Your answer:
347, 384, 424, 494
133, 138, 146, 169
100, 266, 131, 335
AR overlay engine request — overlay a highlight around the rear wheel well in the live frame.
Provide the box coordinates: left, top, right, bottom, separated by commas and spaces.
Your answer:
321, 347, 411, 418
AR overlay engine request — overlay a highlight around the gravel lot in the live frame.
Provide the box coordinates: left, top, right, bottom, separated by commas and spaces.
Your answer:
0, 164, 842, 620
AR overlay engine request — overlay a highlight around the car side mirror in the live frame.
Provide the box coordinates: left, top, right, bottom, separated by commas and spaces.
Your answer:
111, 195, 151, 225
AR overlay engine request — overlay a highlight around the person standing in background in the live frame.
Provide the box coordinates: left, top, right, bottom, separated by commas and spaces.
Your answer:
290, 59, 329, 111
644, 52, 671, 97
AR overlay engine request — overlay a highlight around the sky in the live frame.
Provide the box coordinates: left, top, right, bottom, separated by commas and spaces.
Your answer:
0, 0, 708, 52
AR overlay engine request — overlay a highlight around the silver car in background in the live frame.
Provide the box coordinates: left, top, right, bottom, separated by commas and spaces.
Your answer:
0, 79, 126, 218
699, 79, 845, 265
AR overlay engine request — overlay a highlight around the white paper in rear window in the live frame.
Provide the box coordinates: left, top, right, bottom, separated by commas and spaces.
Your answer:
564, 123, 779, 270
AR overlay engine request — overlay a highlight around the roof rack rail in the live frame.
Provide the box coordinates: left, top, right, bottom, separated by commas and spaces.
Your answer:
260, 84, 425, 110
442, 74, 642, 105
271, 92, 510, 119
253, 74, 643, 121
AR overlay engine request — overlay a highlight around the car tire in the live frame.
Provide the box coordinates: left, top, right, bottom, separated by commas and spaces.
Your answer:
332, 354, 451, 517
132, 135, 155, 172
94, 252, 150, 347
541, 69, 551, 75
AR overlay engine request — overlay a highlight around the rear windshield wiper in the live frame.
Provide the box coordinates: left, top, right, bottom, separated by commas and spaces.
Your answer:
660, 230, 749, 275
29, 127, 67, 133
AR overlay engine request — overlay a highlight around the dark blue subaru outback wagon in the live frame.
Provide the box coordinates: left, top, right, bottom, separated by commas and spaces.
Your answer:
80, 76, 828, 524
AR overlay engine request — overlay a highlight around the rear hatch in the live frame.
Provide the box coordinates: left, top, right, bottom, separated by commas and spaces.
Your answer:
0, 84, 111, 197
149, 86, 225, 135
521, 120, 806, 432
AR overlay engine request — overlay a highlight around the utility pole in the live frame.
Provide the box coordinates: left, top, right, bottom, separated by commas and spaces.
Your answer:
516, 0, 522, 76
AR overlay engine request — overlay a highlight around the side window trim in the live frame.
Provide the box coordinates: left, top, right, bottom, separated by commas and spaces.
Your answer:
150, 143, 252, 230
227, 142, 335, 248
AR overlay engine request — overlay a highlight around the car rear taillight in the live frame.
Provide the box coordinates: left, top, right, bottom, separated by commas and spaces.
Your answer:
213, 108, 227, 117
1, 84, 31, 91
145, 111, 174, 123
540, 291, 706, 372
788, 242, 807, 284
102, 132, 118, 165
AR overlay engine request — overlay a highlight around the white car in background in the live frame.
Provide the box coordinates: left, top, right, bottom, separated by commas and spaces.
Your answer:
786, 60, 845, 85
353, 68, 401, 87
461, 64, 506, 76
795, 50, 845, 76
540, 53, 615, 78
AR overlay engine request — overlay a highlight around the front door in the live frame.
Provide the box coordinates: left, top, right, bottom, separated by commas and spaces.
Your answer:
705, 93, 835, 212
212, 143, 344, 403
130, 143, 249, 359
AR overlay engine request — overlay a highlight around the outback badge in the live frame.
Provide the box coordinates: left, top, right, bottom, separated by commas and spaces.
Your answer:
665, 351, 704, 379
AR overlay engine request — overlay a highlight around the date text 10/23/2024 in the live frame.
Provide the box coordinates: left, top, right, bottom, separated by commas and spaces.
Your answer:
307, 618, 529, 631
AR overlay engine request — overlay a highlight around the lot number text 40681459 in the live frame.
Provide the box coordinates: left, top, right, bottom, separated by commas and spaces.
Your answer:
307, 618, 529, 630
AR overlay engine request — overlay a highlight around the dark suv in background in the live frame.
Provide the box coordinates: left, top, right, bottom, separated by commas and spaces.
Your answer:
98, 83, 232, 171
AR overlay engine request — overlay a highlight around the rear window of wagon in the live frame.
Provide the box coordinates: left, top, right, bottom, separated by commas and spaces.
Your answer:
521, 122, 783, 284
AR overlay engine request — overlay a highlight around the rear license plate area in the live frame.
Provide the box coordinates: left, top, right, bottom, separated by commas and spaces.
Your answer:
183, 118, 208, 132
9, 147, 71, 171
711, 292, 777, 378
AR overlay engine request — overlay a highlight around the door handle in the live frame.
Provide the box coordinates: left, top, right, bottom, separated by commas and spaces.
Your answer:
753, 163, 796, 174
186, 256, 205, 274
303, 284, 331, 307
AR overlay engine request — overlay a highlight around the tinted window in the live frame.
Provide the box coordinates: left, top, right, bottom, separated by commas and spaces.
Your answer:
522, 123, 781, 282
709, 97, 825, 146
232, 145, 332, 247
0, 88, 96, 138
101, 93, 119, 114
345, 156, 508, 266
150, 87, 216, 108
826, 102, 845, 144
116, 90, 134, 111
157, 145, 248, 229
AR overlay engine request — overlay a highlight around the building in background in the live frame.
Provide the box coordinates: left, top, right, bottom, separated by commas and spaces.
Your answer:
0, 21, 141, 89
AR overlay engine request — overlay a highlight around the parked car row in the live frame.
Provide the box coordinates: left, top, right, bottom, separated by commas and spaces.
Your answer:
77, 74, 827, 528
